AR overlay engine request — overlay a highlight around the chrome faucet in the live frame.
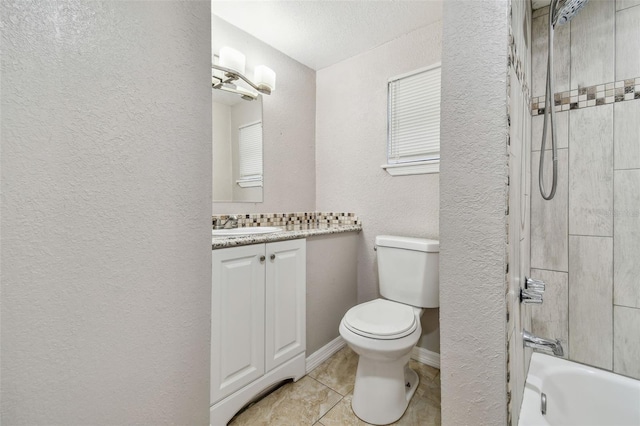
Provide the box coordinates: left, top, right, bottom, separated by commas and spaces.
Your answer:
521, 277, 545, 304
523, 329, 564, 357
213, 215, 239, 230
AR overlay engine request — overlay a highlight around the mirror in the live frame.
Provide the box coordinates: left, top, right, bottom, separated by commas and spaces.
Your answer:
212, 89, 263, 203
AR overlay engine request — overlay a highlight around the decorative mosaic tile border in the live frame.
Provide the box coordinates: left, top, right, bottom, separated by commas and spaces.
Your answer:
531, 77, 640, 115
212, 212, 360, 229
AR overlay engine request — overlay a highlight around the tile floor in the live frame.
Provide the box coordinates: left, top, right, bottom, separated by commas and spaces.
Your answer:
229, 346, 441, 425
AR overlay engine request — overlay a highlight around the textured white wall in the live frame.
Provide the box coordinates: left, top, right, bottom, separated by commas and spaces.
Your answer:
212, 16, 316, 213
1, 1, 212, 424
315, 23, 442, 353
439, 0, 509, 424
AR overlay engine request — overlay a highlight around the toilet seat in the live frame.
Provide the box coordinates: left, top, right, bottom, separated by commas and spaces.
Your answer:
343, 299, 418, 339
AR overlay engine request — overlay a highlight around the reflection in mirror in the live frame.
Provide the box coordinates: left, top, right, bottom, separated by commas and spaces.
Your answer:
212, 89, 263, 203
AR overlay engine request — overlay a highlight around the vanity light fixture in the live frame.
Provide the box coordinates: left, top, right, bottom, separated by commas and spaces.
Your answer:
212, 46, 276, 101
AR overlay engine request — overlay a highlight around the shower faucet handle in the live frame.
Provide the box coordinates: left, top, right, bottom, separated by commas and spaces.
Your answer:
525, 277, 545, 293
520, 288, 543, 304
521, 277, 546, 304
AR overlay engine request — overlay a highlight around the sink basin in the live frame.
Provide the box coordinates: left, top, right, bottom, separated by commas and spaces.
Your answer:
212, 227, 283, 237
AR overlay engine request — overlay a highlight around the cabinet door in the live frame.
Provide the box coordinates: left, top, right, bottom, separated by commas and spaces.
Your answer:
211, 244, 265, 404
265, 239, 306, 371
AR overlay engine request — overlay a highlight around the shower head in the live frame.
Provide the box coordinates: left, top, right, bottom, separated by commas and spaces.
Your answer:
552, 0, 589, 26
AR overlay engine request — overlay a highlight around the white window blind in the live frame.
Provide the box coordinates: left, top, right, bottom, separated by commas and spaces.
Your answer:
237, 121, 263, 187
387, 65, 441, 171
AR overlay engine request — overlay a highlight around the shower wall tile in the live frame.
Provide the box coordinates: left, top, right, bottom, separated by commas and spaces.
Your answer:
509, 2, 532, 421
569, 235, 613, 370
614, 170, 640, 309
531, 77, 640, 116
509, 150, 522, 298
532, 5, 549, 18
531, 149, 568, 271
529, 269, 569, 358
613, 306, 640, 379
568, 105, 614, 237
520, 191, 531, 275
617, 0, 640, 11
507, 327, 522, 426
521, 107, 531, 247
570, 0, 615, 90
512, 320, 525, 426
532, 12, 570, 97
616, 6, 640, 83
510, 0, 532, 86
530, 0, 640, 380
531, 111, 568, 151
614, 100, 640, 170
510, 69, 525, 160
521, 302, 533, 380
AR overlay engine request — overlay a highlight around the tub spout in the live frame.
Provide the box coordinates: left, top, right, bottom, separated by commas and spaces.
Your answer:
523, 329, 564, 357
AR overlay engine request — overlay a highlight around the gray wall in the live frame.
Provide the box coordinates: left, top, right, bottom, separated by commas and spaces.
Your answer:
529, 0, 640, 380
306, 233, 358, 355
315, 23, 442, 354
1, 2, 212, 424
439, 0, 509, 424
212, 16, 316, 214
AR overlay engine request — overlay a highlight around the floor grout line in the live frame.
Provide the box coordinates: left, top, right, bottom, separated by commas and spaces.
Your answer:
307, 372, 351, 397
232, 348, 441, 425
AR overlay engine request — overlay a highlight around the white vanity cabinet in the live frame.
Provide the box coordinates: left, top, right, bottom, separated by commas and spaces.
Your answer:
210, 238, 306, 425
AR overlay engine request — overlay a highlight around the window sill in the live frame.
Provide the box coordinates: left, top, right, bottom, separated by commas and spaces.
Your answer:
381, 160, 439, 176
236, 179, 263, 188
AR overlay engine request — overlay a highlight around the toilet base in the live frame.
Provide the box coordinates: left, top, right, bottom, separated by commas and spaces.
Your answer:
351, 354, 420, 425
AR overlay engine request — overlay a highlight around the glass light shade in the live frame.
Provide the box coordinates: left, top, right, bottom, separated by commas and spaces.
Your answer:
219, 46, 245, 75
254, 65, 276, 92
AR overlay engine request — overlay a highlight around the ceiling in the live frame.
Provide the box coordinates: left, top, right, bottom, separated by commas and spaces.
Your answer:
211, 1, 443, 71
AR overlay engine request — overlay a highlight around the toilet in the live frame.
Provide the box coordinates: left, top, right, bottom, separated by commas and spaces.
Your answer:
339, 235, 439, 425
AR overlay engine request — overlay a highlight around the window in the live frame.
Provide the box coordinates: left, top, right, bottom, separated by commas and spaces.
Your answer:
383, 63, 441, 176
236, 121, 263, 187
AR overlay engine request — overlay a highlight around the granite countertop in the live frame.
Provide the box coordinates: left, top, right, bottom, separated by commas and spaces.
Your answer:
211, 224, 362, 249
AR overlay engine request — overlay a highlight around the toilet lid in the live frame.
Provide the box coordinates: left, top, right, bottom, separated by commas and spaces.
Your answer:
344, 299, 417, 339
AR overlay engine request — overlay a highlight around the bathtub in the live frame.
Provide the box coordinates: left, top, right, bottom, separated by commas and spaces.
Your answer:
519, 352, 640, 426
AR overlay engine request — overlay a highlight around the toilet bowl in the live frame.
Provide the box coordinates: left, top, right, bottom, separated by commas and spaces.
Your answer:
338, 236, 439, 425
339, 298, 423, 425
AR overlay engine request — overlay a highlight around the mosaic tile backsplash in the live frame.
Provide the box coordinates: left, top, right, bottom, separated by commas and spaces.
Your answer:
212, 212, 360, 230
531, 77, 640, 115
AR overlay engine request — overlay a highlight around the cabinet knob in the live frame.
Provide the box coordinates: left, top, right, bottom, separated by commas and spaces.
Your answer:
260, 256, 265, 262
270, 254, 276, 260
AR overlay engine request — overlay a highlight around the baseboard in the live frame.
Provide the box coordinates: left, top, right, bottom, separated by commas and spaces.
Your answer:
306, 338, 439, 373
305, 336, 346, 373
411, 346, 440, 369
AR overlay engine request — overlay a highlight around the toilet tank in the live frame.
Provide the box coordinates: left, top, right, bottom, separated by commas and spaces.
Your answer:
376, 235, 439, 308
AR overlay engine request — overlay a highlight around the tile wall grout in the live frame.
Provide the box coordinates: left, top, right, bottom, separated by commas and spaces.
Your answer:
531, 0, 640, 380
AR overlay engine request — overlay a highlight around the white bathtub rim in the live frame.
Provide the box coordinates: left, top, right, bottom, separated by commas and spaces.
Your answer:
520, 352, 640, 426
530, 352, 640, 384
